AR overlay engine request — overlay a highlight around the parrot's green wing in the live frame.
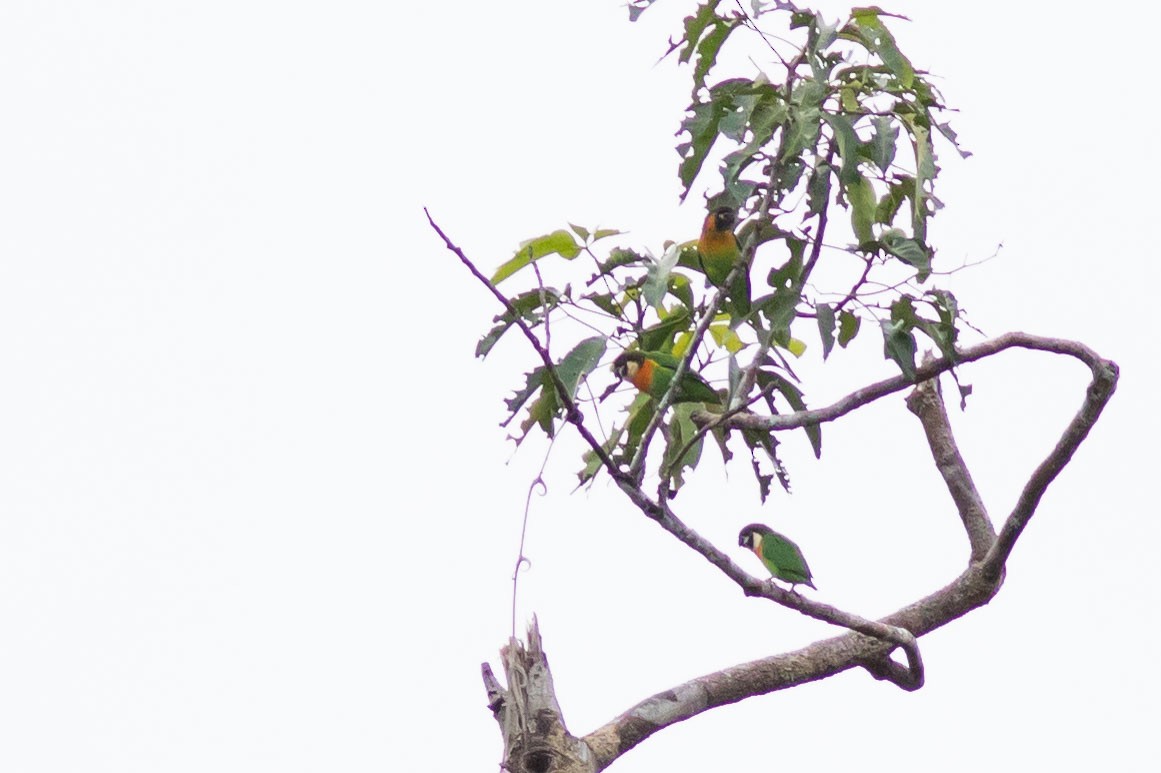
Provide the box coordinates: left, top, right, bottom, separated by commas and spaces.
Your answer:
639, 351, 722, 406
640, 350, 683, 370
760, 531, 814, 587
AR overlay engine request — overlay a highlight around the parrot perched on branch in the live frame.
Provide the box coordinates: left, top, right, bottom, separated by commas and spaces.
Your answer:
698, 207, 751, 317
738, 523, 815, 590
612, 350, 722, 406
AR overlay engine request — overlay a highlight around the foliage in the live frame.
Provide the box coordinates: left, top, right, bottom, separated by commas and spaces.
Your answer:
477, 2, 969, 500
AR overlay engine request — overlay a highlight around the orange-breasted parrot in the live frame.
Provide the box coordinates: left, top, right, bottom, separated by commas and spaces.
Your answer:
738, 523, 815, 590
612, 351, 722, 406
698, 207, 751, 317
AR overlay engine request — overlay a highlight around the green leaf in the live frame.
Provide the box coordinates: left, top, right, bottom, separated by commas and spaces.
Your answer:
875, 177, 910, 225
663, 402, 704, 491
849, 8, 914, 88
837, 310, 861, 347
882, 303, 918, 380
639, 307, 693, 352
476, 288, 561, 358
692, 17, 738, 96
822, 113, 862, 185
627, 0, 658, 22
555, 336, 607, 401
667, 273, 695, 312
934, 120, 972, 158
846, 173, 876, 244
783, 337, 807, 357
677, 78, 769, 200
757, 370, 822, 458
592, 248, 648, 279
903, 116, 935, 244
643, 244, 683, 309
709, 323, 745, 354
518, 385, 558, 442
779, 79, 824, 163
881, 231, 932, 281
581, 290, 624, 318
492, 230, 582, 284
816, 302, 836, 360
678, 1, 723, 64
869, 115, 899, 173
806, 159, 833, 215
503, 367, 547, 426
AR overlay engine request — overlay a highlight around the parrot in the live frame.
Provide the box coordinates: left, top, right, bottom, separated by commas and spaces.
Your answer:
698, 207, 751, 317
612, 350, 722, 406
738, 523, 816, 590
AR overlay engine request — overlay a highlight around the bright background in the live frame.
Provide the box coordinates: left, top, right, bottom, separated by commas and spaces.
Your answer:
0, 2, 1155, 771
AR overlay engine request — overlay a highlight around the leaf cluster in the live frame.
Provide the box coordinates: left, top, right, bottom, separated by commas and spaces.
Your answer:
476, 3, 971, 502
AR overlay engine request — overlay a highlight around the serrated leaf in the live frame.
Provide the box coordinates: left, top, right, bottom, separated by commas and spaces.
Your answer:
492, 230, 582, 284
679, 1, 723, 64
850, 8, 914, 88
875, 178, 910, 225
692, 16, 738, 96
934, 120, 972, 158
476, 288, 561, 358
677, 78, 757, 199
817, 302, 836, 360
503, 367, 547, 427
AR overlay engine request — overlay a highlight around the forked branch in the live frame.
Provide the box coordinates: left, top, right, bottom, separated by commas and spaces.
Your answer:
437, 213, 1119, 771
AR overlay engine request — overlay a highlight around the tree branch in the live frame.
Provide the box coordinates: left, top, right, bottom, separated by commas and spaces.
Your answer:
716, 332, 1116, 433
585, 562, 998, 770
906, 370, 995, 561
582, 338, 1117, 770
425, 209, 629, 489
980, 355, 1119, 579
443, 208, 1119, 771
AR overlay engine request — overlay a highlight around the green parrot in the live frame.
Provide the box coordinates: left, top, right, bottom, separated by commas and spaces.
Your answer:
738, 523, 816, 590
698, 207, 751, 317
612, 350, 722, 406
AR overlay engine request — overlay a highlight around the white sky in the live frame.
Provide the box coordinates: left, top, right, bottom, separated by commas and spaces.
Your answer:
0, 2, 1156, 771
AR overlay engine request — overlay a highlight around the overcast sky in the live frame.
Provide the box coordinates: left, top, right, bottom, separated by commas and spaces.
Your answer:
0, 2, 1156, 771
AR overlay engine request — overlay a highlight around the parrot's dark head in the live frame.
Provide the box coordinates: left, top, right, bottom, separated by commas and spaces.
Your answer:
612, 351, 644, 381
738, 523, 770, 549
711, 207, 737, 233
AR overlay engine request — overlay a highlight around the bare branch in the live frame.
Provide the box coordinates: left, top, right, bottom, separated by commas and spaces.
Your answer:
980, 356, 1119, 578
718, 332, 1116, 433
585, 562, 1001, 770
906, 372, 995, 560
